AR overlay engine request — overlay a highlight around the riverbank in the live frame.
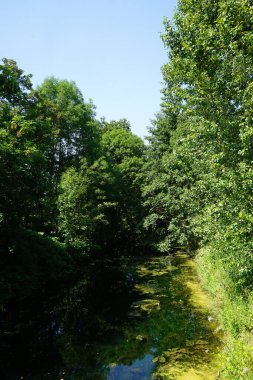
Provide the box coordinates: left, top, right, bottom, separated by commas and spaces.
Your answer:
196, 247, 253, 379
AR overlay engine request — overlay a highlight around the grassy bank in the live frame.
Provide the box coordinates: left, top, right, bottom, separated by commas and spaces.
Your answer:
196, 247, 253, 379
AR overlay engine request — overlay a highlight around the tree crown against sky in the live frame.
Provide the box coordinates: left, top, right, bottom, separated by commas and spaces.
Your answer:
0, 0, 178, 138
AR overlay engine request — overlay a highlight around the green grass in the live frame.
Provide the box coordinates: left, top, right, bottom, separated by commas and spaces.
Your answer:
196, 247, 253, 379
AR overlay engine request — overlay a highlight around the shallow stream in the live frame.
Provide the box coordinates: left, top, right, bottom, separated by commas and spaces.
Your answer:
0, 253, 222, 379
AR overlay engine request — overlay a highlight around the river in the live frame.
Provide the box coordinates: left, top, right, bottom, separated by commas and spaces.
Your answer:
0, 253, 222, 379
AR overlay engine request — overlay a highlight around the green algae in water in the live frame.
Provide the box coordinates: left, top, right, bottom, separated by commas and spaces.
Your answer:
0, 253, 222, 379
60, 253, 222, 379
149, 254, 222, 379
104, 253, 222, 380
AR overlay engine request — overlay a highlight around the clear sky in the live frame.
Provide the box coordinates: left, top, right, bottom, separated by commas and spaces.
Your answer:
0, 0, 178, 138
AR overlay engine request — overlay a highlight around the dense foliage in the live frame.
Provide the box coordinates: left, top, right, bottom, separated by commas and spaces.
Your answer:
0, 59, 147, 310
1, 0, 253, 375
144, 0, 253, 376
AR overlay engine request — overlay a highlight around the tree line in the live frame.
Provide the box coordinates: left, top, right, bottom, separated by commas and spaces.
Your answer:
1, 0, 253, 374
146, 0, 253, 376
0, 59, 149, 307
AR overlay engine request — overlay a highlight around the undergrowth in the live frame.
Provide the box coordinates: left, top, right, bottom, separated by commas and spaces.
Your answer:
196, 247, 253, 379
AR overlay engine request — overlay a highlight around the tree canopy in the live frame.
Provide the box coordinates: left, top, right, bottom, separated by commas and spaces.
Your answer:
1, 2, 253, 374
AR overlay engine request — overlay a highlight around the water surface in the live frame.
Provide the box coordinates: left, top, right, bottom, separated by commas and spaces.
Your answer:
0, 253, 221, 379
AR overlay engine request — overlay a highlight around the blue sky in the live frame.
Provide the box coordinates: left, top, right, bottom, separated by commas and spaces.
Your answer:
1, 0, 178, 138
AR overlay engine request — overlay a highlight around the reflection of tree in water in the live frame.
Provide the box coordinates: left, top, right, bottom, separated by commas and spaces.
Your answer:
54, 261, 149, 378
54, 254, 220, 379
0, 254, 220, 380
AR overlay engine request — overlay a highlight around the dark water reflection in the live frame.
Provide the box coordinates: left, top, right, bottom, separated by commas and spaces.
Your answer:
0, 254, 221, 379
108, 354, 154, 380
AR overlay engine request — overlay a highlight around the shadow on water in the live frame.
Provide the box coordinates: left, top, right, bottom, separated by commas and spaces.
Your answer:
0, 253, 222, 379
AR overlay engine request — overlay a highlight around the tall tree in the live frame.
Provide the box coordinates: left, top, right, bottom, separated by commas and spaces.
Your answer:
0, 58, 51, 230
36, 77, 99, 177
33, 77, 100, 232
146, 0, 253, 252
58, 121, 146, 255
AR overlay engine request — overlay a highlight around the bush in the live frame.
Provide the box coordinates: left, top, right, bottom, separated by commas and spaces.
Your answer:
196, 247, 253, 378
0, 228, 73, 308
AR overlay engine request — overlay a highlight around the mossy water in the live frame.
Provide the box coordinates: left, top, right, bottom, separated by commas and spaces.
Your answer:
0, 253, 222, 379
